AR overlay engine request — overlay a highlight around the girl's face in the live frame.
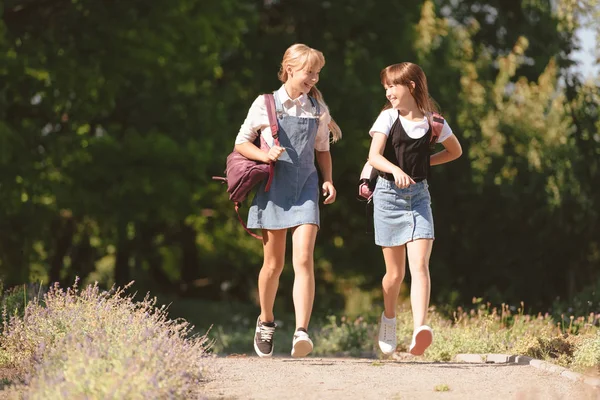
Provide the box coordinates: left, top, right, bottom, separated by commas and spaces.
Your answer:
384, 83, 413, 109
287, 64, 320, 95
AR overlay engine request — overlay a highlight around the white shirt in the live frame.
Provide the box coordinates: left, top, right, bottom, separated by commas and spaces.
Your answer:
369, 108, 454, 142
235, 85, 332, 151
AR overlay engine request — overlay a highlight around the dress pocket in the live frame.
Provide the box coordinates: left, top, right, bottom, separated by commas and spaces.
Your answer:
374, 186, 403, 211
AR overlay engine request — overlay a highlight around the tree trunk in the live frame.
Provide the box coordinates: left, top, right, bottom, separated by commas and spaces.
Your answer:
0, 218, 29, 287
178, 222, 200, 296
48, 214, 75, 286
70, 229, 96, 284
114, 221, 131, 287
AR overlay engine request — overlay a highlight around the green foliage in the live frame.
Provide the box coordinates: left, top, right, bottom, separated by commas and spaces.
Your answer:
0, 0, 599, 316
419, 301, 599, 371
313, 315, 377, 356
198, 298, 598, 373
0, 282, 43, 330
573, 331, 600, 371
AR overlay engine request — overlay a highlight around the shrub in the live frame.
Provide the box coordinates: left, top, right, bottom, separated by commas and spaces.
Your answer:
0, 279, 210, 399
313, 315, 377, 356
573, 330, 600, 373
0, 282, 43, 331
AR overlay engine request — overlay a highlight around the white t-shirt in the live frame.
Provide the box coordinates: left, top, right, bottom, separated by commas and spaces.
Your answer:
369, 108, 454, 142
235, 85, 332, 151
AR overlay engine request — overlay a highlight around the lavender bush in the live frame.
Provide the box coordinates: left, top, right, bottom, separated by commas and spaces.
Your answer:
0, 279, 210, 399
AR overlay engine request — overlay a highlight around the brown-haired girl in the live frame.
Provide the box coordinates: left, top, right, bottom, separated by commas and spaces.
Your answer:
367, 62, 462, 356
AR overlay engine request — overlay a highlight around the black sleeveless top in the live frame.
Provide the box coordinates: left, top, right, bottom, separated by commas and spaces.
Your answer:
381, 111, 431, 182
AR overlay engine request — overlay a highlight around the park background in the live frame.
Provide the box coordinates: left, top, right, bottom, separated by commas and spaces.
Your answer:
1, 0, 599, 355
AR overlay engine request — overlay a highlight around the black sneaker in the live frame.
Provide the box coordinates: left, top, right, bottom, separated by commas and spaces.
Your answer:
254, 317, 276, 357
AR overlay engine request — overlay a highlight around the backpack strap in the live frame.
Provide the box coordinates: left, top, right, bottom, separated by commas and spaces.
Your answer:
263, 93, 279, 193
235, 203, 263, 240
429, 112, 445, 144
264, 93, 280, 146
308, 96, 321, 119
272, 90, 284, 116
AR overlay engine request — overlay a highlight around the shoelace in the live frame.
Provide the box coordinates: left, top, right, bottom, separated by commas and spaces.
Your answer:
259, 325, 275, 342
383, 322, 395, 342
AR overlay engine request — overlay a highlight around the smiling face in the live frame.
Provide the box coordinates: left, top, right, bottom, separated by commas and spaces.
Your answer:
288, 66, 320, 96
279, 44, 325, 97
384, 83, 413, 109
380, 62, 431, 114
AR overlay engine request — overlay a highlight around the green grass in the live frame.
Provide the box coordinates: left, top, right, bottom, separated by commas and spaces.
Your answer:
162, 295, 600, 373
158, 295, 298, 354
1, 281, 598, 397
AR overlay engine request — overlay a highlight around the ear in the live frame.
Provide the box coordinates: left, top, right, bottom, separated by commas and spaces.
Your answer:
286, 65, 294, 77
409, 80, 416, 92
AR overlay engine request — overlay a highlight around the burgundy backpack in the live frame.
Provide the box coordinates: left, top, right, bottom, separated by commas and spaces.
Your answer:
358, 112, 445, 202
213, 93, 280, 240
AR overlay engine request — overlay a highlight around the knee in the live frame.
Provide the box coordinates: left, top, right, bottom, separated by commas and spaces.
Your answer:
383, 272, 404, 286
410, 258, 430, 278
262, 259, 284, 276
292, 251, 313, 272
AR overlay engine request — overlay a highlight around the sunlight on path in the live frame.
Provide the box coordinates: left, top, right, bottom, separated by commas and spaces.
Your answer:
202, 356, 598, 400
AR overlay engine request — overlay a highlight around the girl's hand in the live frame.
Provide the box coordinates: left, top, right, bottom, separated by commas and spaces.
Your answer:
322, 181, 336, 204
266, 146, 286, 162
392, 168, 415, 189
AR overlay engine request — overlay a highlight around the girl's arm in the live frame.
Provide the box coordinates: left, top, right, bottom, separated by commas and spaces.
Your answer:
368, 132, 397, 174
235, 142, 271, 163
316, 150, 336, 204
368, 132, 414, 188
235, 141, 286, 163
430, 135, 462, 166
234, 95, 285, 163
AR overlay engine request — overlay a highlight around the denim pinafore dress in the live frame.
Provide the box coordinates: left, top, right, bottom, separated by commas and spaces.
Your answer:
247, 92, 321, 230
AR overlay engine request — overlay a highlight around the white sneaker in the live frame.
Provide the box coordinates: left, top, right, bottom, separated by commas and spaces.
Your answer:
409, 325, 433, 356
291, 329, 313, 358
378, 312, 397, 355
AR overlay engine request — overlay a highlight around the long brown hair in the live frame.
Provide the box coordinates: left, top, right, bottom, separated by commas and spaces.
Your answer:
278, 43, 342, 142
380, 62, 439, 115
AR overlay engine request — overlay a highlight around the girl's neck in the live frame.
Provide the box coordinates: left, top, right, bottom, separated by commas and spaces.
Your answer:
396, 107, 425, 121
395, 96, 424, 121
284, 81, 302, 100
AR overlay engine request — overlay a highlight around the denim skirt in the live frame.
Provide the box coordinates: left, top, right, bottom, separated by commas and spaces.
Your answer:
373, 177, 435, 247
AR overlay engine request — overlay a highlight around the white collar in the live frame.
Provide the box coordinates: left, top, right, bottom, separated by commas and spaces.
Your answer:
277, 85, 308, 107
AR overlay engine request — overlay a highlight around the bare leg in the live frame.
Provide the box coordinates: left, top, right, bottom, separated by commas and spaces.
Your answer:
290, 224, 318, 330
258, 229, 287, 323
381, 245, 407, 318
406, 239, 433, 330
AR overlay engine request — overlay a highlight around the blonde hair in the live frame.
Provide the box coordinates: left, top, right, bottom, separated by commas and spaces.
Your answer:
380, 62, 439, 115
278, 43, 341, 142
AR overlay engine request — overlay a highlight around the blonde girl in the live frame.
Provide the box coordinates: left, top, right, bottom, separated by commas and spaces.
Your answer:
234, 43, 341, 358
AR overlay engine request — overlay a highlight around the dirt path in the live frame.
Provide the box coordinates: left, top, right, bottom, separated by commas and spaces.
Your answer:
203, 355, 599, 400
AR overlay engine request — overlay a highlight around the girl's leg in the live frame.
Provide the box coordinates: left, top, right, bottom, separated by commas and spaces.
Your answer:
290, 224, 318, 330
378, 245, 407, 355
405, 238, 433, 330
381, 245, 407, 318
258, 228, 287, 323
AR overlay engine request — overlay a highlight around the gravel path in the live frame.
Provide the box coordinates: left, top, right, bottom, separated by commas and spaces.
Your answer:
202, 355, 599, 400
